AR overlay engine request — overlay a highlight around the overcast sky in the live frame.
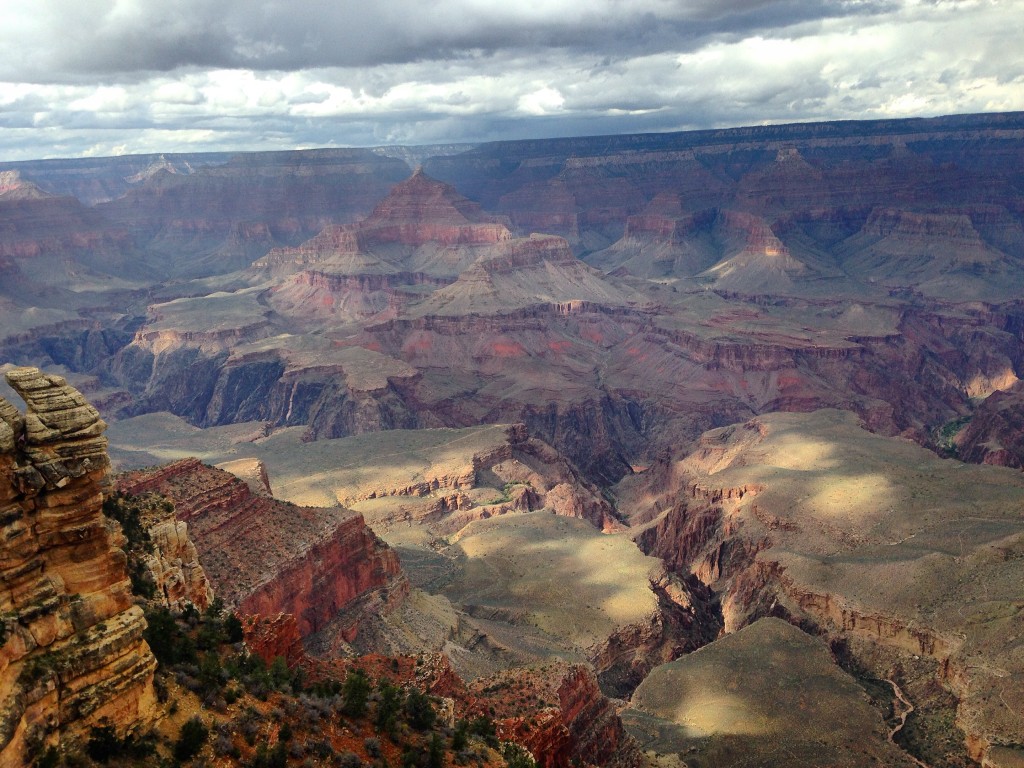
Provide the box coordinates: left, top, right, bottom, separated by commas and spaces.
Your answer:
1, 0, 1021, 161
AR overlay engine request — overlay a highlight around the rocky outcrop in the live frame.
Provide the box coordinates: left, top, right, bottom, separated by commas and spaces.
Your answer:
955, 381, 1024, 467
116, 459, 408, 645
475, 663, 643, 768
144, 517, 213, 611
0, 368, 156, 767
108, 493, 216, 613
242, 613, 304, 667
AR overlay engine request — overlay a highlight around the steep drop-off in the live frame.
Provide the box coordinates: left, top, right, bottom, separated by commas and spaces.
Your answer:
0, 368, 156, 768
622, 410, 1024, 767
116, 459, 408, 645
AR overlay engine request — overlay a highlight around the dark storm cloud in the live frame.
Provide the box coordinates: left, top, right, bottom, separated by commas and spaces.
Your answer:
9, 0, 894, 79
0, 0, 1020, 160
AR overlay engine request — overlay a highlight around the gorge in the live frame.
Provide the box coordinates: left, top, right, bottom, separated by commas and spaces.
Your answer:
3, 112, 1024, 767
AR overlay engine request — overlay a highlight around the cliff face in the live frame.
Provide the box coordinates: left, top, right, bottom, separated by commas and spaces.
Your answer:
625, 410, 1024, 767
0, 368, 156, 768
95, 149, 414, 278
954, 381, 1024, 467
116, 459, 407, 645
474, 663, 643, 768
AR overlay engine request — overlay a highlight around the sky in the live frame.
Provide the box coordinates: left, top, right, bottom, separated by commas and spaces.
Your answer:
0, 0, 1022, 161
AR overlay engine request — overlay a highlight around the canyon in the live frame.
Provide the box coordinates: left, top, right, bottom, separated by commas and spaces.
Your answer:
2, 112, 1024, 766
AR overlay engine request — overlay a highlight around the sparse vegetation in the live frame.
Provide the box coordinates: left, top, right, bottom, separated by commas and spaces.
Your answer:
501, 742, 537, 768
894, 686, 977, 768
101, 492, 159, 599
934, 415, 971, 458
80, 598, 517, 767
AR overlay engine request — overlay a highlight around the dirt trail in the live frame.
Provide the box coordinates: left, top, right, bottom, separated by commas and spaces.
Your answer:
883, 677, 932, 768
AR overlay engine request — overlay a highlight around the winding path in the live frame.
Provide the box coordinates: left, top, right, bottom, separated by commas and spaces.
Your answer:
882, 677, 932, 768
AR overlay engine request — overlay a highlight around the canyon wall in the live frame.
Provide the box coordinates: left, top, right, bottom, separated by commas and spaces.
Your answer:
0, 368, 156, 767
116, 459, 408, 645
475, 663, 643, 768
625, 410, 1024, 767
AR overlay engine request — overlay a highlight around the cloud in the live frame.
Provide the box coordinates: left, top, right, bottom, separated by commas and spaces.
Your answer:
0, 0, 898, 78
0, 0, 1020, 160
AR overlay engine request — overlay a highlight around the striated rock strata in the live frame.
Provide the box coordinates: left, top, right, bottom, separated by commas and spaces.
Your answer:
624, 410, 1024, 767
0, 368, 156, 767
955, 381, 1024, 467
116, 458, 408, 646
119, 493, 214, 612
474, 662, 643, 768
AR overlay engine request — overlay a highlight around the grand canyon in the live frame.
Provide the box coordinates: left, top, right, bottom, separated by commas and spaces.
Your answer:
3, 111, 1024, 767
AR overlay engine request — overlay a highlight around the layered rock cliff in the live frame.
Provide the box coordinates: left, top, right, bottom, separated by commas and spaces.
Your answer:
116, 459, 408, 647
474, 663, 643, 768
624, 410, 1024, 767
954, 381, 1024, 467
0, 368, 156, 767
101, 491, 214, 612
95, 149, 413, 278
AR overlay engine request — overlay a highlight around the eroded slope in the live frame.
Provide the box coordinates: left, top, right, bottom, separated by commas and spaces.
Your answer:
622, 409, 1024, 766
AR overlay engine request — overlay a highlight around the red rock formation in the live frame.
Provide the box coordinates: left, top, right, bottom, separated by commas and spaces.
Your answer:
242, 614, 304, 667
116, 459, 407, 644
474, 663, 643, 768
255, 169, 512, 279
359, 168, 512, 247
0, 368, 156, 767
955, 381, 1024, 467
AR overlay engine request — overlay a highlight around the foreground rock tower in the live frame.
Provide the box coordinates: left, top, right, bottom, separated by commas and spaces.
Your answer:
0, 368, 156, 767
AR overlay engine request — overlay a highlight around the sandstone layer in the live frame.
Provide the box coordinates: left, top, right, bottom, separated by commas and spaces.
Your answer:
0, 368, 156, 767
474, 662, 644, 768
116, 458, 408, 645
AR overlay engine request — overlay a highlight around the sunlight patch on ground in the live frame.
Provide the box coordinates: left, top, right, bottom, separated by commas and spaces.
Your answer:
445, 512, 660, 649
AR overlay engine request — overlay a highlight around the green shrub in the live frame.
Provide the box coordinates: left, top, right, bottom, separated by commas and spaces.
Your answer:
173, 716, 208, 762
428, 733, 446, 768
225, 613, 245, 643
375, 681, 402, 736
404, 687, 436, 731
143, 607, 196, 666
451, 719, 469, 752
341, 669, 371, 717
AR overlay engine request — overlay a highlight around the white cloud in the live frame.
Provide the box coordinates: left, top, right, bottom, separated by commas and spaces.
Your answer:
517, 87, 566, 116
0, 0, 1021, 160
